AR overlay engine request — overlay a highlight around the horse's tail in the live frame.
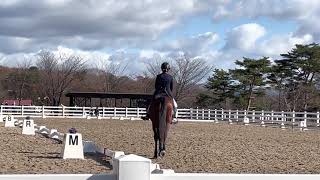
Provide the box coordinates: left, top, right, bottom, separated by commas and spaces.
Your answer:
159, 97, 167, 146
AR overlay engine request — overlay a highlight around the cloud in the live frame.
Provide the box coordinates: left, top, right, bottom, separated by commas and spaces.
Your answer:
0, 0, 319, 73
210, 0, 320, 41
0, 0, 236, 54
0, 0, 201, 54
258, 33, 314, 56
223, 23, 266, 51
158, 32, 219, 56
220, 23, 315, 69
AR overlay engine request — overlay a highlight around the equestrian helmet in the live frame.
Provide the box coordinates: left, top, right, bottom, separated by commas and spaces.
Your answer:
161, 62, 170, 71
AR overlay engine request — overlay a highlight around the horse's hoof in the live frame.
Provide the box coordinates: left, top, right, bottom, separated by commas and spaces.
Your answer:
141, 116, 149, 120
159, 150, 166, 157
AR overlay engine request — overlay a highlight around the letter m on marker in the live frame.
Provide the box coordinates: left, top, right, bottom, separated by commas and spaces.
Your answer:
26, 121, 31, 127
69, 135, 78, 145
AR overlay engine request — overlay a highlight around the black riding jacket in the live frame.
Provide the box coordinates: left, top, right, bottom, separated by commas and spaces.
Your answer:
154, 72, 173, 98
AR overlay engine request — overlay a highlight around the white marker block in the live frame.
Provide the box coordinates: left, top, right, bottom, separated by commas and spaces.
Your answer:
62, 133, 84, 159
49, 129, 59, 139
22, 119, 35, 135
38, 126, 49, 134
299, 121, 307, 128
17, 120, 23, 127
113, 154, 151, 180
261, 121, 265, 127
243, 117, 250, 125
5, 115, 15, 127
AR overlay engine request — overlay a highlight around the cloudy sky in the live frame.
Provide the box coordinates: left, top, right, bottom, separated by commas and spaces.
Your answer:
0, 0, 319, 74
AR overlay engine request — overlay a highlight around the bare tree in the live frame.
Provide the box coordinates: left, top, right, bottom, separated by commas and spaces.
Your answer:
144, 54, 213, 103
145, 58, 164, 77
16, 60, 34, 102
96, 59, 128, 92
37, 51, 87, 105
172, 55, 213, 101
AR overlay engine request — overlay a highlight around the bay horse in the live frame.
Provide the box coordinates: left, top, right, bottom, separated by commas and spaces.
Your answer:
149, 95, 173, 158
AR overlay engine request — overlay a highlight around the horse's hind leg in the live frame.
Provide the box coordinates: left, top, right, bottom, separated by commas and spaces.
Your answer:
153, 128, 159, 158
158, 98, 167, 157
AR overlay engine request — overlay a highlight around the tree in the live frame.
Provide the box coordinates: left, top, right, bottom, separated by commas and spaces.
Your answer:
198, 69, 234, 109
279, 43, 320, 111
37, 51, 87, 106
268, 59, 297, 111
230, 57, 271, 110
2, 61, 39, 103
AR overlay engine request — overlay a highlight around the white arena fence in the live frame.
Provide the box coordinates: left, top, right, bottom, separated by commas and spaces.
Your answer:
1, 105, 320, 128
3, 117, 320, 180
2, 110, 320, 179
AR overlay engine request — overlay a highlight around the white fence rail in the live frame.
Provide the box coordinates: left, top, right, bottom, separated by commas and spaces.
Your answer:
0, 105, 147, 119
1, 105, 319, 126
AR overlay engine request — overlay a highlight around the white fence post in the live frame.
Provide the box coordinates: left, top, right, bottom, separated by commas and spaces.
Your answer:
304, 111, 307, 126
21, 105, 24, 116
42, 106, 45, 118
252, 110, 255, 122
228, 110, 232, 124
261, 110, 265, 127
214, 109, 218, 123
196, 108, 199, 120
202, 109, 204, 120
137, 107, 140, 117
317, 111, 319, 127
292, 110, 295, 124
271, 110, 274, 123
280, 111, 285, 129
114, 107, 117, 117
243, 110, 249, 125
244, 110, 247, 119
125, 107, 128, 118
82, 107, 86, 118
102, 107, 105, 117
62, 106, 65, 117
236, 109, 239, 122
221, 109, 224, 121
190, 108, 193, 119
208, 109, 211, 120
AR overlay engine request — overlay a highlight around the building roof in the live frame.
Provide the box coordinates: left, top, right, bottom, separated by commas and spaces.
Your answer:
65, 92, 153, 99
2, 99, 32, 106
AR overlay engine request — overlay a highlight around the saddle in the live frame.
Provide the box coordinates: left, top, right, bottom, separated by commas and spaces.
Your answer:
154, 92, 167, 100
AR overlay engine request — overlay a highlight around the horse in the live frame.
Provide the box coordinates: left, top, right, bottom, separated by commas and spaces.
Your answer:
149, 95, 174, 158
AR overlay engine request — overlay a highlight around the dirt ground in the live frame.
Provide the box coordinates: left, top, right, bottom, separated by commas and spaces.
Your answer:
1, 118, 320, 174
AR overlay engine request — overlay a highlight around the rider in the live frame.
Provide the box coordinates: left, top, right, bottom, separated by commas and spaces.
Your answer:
142, 62, 176, 120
